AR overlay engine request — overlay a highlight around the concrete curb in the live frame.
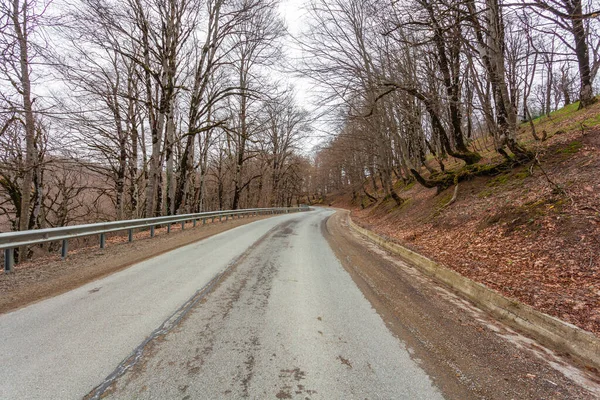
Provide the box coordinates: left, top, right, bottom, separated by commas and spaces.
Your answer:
347, 216, 600, 371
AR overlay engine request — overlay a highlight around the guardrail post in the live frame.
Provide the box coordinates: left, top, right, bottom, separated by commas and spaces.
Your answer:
100, 233, 106, 249
212, 217, 215, 223
61, 239, 68, 259
4, 248, 14, 273
225, 215, 229, 221
128, 229, 133, 242
167, 224, 171, 233
181, 221, 185, 230
203, 218, 206, 225
193, 219, 197, 227
219, 215, 222, 222
150, 226, 155, 237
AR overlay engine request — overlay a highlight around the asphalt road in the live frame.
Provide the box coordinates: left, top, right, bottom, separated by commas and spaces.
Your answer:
0, 208, 597, 399
0, 211, 312, 399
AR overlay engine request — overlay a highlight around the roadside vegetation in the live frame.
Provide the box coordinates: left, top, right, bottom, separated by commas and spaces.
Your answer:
321, 101, 600, 337
297, 0, 600, 336
1, 0, 312, 265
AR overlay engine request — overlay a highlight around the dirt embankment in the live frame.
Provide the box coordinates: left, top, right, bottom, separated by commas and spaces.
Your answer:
330, 128, 600, 337
324, 211, 599, 399
0, 216, 268, 314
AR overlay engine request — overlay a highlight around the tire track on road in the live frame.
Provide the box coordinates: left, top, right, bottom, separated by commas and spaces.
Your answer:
86, 221, 293, 399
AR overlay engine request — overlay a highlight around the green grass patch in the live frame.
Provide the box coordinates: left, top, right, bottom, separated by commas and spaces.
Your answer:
525, 96, 600, 134
394, 179, 417, 191
555, 140, 582, 155
528, 101, 581, 126
481, 170, 529, 196
436, 191, 454, 207
360, 196, 376, 209
396, 197, 412, 211
402, 180, 416, 191
514, 171, 530, 180
477, 188, 494, 198
487, 173, 511, 187
578, 113, 600, 129
482, 195, 566, 233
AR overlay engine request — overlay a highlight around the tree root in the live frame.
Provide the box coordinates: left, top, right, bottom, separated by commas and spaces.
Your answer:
389, 189, 405, 206
411, 159, 519, 194
363, 185, 378, 202
448, 150, 482, 165
443, 183, 459, 208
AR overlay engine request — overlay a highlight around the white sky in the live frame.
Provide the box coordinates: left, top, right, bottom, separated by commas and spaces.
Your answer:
278, 0, 333, 152
278, 0, 313, 109
25, 0, 328, 153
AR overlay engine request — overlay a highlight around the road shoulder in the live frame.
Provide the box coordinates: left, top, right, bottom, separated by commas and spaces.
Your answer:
0, 216, 268, 314
323, 209, 600, 399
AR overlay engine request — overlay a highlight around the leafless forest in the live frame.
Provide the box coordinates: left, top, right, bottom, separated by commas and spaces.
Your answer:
304, 0, 600, 203
1, 0, 313, 241
2, 0, 600, 255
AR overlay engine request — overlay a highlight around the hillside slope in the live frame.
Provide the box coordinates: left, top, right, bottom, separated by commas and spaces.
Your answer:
330, 103, 600, 336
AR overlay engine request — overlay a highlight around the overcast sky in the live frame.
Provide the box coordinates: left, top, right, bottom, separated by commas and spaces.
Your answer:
278, 0, 312, 107
278, 0, 334, 151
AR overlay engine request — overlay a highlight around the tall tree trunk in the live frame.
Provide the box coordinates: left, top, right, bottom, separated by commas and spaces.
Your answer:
12, 0, 37, 260
175, 134, 194, 213
165, 109, 176, 215
128, 97, 139, 219
232, 79, 248, 210
571, 2, 595, 107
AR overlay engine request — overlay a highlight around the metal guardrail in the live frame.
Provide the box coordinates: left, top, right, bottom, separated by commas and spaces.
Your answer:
1, 207, 309, 272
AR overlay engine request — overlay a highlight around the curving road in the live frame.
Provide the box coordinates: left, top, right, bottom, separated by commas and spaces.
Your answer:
0, 208, 597, 399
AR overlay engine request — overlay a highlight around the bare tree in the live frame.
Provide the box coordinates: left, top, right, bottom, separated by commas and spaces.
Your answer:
226, 0, 284, 210
1, 0, 43, 236
513, 0, 600, 108
261, 90, 310, 206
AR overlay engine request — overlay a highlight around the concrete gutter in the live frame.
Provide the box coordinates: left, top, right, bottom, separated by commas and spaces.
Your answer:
347, 215, 600, 372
